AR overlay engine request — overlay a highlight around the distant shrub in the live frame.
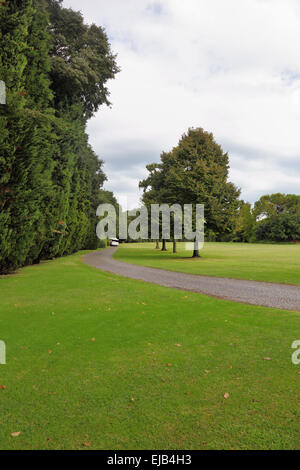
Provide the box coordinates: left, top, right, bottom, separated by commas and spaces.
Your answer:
256, 213, 300, 242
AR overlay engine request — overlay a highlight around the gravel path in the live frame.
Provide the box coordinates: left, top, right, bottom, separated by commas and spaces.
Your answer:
83, 248, 300, 311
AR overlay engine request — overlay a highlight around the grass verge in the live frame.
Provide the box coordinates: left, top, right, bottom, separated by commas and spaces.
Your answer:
0, 251, 299, 449
114, 242, 300, 285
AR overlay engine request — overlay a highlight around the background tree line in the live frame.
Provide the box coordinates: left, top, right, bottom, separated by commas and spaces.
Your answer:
234, 193, 300, 243
139, 128, 300, 249
0, 0, 119, 273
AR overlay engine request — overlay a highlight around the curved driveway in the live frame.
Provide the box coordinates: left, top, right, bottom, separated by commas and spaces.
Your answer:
83, 248, 300, 311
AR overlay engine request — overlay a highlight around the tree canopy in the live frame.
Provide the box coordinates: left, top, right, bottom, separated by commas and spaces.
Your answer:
46, 0, 120, 119
140, 128, 241, 249
233, 193, 300, 243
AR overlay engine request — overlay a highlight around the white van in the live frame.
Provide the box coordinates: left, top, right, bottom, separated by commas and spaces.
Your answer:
110, 238, 119, 247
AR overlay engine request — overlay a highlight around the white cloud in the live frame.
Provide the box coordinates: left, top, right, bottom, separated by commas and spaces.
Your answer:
64, 0, 300, 208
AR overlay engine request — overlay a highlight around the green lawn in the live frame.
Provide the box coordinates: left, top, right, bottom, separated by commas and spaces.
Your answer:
114, 242, 300, 285
0, 250, 300, 450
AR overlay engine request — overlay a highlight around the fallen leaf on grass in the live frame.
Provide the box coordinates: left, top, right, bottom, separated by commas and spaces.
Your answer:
224, 393, 230, 399
0, 385, 6, 390
11, 432, 20, 437
83, 442, 91, 448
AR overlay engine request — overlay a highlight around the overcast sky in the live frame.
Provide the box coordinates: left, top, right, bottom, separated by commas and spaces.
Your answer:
65, 0, 300, 208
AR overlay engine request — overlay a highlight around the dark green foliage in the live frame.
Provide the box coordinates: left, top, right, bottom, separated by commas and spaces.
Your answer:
254, 193, 300, 219
46, 0, 120, 119
256, 210, 300, 242
140, 128, 241, 242
0, 0, 119, 273
232, 193, 300, 243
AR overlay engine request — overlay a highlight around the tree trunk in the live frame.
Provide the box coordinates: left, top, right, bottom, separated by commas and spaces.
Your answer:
155, 240, 160, 250
161, 239, 167, 251
192, 240, 201, 258
173, 240, 177, 253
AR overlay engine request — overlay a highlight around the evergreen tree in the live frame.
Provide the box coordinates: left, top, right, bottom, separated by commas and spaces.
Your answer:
0, 0, 119, 273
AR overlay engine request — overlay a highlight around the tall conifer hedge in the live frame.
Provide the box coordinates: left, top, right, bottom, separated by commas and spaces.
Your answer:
0, 0, 119, 273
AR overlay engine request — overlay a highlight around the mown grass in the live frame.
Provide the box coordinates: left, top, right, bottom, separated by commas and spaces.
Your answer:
0, 251, 300, 449
114, 242, 300, 285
